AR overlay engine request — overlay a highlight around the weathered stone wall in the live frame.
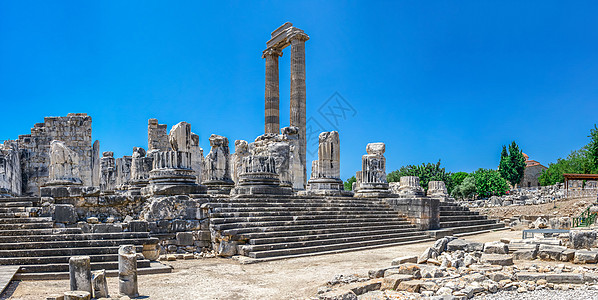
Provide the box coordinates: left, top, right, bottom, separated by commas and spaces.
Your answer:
147, 119, 169, 152
0, 140, 21, 196
17, 113, 95, 195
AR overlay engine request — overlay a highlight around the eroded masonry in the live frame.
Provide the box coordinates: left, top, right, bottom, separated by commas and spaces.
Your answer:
0, 23, 503, 279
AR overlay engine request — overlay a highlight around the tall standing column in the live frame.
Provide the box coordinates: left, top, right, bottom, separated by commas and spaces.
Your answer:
289, 32, 309, 187
263, 48, 283, 134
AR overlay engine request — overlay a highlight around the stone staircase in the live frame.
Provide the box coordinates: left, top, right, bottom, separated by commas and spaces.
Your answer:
208, 196, 433, 261
0, 196, 171, 280
439, 201, 505, 235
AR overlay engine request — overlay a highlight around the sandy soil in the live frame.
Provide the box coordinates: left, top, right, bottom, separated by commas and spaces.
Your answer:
5, 230, 522, 300
471, 196, 595, 220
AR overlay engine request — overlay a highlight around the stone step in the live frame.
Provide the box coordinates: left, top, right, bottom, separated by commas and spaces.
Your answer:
0, 232, 151, 243
212, 206, 391, 214
239, 224, 417, 240
0, 213, 25, 218
446, 222, 505, 235
247, 227, 423, 245
0, 202, 33, 207
244, 231, 429, 252
0, 253, 125, 265
209, 202, 389, 210
223, 221, 414, 237
0, 207, 26, 213
212, 198, 386, 205
0, 197, 40, 203
211, 210, 399, 218
0, 237, 158, 250
440, 215, 488, 222
439, 210, 479, 216
0, 217, 52, 224
248, 235, 431, 259
213, 218, 411, 232
14, 263, 173, 280
18, 259, 152, 273
0, 245, 143, 258
0, 228, 83, 236
0, 222, 54, 230
440, 219, 498, 228
210, 213, 404, 225
439, 205, 469, 211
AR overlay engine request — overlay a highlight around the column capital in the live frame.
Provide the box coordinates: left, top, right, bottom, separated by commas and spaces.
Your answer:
262, 47, 283, 59
287, 32, 310, 44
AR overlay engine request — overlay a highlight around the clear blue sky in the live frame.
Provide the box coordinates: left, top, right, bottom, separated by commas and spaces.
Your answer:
1, 1, 597, 180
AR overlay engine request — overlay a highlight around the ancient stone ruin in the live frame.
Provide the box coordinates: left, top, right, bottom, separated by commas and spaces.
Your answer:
0, 23, 505, 285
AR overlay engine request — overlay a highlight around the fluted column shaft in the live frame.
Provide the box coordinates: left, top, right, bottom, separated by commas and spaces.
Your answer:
290, 34, 308, 186
263, 48, 282, 134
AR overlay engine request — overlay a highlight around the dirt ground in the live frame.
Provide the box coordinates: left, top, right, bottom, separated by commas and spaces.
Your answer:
471, 196, 595, 220
5, 230, 522, 300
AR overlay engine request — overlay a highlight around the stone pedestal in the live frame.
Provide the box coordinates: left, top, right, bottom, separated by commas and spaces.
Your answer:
354, 143, 390, 197
305, 131, 350, 196
384, 197, 440, 230
118, 245, 138, 298
128, 147, 153, 195
427, 180, 451, 201
69, 256, 92, 294
397, 176, 425, 197
203, 135, 234, 194
231, 155, 292, 196
142, 151, 205, 196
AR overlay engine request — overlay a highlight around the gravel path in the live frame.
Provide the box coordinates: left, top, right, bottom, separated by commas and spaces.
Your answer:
476, 287, 598, 299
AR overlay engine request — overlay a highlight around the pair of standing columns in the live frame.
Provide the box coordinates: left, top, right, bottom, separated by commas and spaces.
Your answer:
263, 32, 309, 187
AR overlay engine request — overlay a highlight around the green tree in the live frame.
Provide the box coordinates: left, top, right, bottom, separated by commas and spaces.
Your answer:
344, 176, 356, 191
452, 175, 477, 200
538, 150, 592, 185
387, 160, 453, 193
498, 142, 526, 188
588, 124, 598, 172
451, 172, 469, 187
472, 168, 509, 198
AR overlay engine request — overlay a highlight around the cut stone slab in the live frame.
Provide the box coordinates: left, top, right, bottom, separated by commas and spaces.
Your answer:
545, 273, 584, 284
516, 272, 546, 281
345, 279, 382, 296
512, 249, 537, 260
560, 249, 575, 262
569, 230, 596, 250
574, 250, 598, 264
446, 239, 467, 251
538, 244, 567, 261
391, 256, 418, 266
484, 241, 508, 254
397, 280, 424, 293
381, 274, 414, 290
63, 291, 90, 300
318, 290, 358, 300
480, 254, 513, 266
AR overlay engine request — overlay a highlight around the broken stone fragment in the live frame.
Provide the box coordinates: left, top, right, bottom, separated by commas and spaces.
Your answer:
574, 250, 598, 264
91, 269, 108, 298
480, 254, 514, 266
483, 241, 509, 254
118, 245, 138, 298
69, 256, 92, 294
63, 291, 90, 300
